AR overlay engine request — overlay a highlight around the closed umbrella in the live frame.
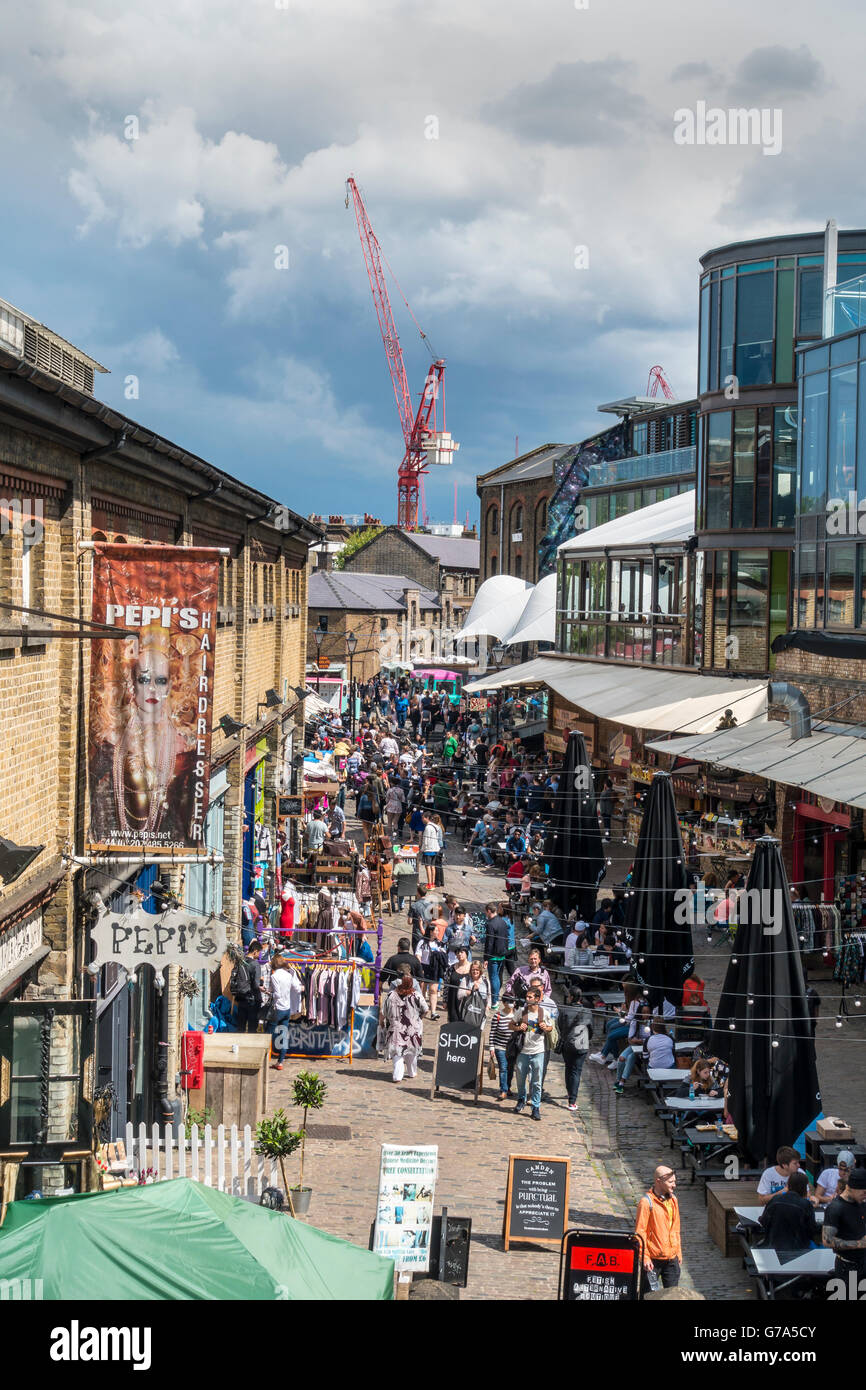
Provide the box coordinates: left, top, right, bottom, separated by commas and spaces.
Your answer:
623, 771, 693, 1011
710, 836, 821, 1166
545, 730, 605, 918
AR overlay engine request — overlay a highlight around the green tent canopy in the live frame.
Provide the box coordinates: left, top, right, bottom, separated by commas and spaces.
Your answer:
0, 1178, 394, 1301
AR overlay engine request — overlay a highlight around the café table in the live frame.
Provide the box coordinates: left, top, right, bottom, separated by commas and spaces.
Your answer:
735, 1205, 824, 1233
648, 1068, 686, 1083
748, 1247, 834, 1300
681, 1126, 738, 1183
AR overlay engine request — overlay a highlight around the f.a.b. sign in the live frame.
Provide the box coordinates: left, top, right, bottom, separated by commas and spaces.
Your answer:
559, 1229, 642, 1301
430, 1022, 482, 1102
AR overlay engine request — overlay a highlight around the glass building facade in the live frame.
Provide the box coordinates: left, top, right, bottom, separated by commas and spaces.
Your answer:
696, 232, 866, 673
795, 328, 866, 631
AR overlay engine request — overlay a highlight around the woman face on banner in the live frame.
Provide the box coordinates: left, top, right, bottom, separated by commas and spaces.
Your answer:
133, 647, 171, 723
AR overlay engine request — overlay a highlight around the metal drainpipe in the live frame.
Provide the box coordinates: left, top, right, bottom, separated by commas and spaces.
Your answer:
767, 681, 812, 740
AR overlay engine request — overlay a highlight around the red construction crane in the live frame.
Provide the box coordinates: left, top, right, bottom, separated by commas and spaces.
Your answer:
345, 176, 457, 529
646, 364, 675, 400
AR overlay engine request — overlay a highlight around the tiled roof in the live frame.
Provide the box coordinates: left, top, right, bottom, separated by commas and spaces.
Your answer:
477, 443, 566, 487
401, 532, 480, 568
309, 570, 441, 612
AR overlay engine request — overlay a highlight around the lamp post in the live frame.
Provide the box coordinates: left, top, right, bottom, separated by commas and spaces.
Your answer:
345, 629, 358, 739
491, 640, 506, 744
313, 623, 326, 692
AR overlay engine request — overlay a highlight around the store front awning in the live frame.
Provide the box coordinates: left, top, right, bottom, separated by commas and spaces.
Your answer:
646, 718, 866, 811
464, 657, 766, 735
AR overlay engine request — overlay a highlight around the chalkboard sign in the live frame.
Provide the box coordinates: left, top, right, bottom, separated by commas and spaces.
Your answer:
278, 795, 303, 817
429, 1210, 472, 1288
503, 1154, 570, 1250
559, 1229, 642, 1301
430, 1022, 482, 1101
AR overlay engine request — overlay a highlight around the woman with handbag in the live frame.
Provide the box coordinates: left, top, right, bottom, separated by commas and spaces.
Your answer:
456, 958, 489, 1029
444, 944, 471, 1022
383, 970, 429, 1082
557, 986, 594, 1111
488, 995, 516, 1099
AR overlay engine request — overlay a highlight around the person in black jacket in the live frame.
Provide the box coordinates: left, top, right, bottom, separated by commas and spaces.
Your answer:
758, 1171, 821, 1253
483, 900, 509, 1005
232, 944, 263, 1033
382, 937, 423, 985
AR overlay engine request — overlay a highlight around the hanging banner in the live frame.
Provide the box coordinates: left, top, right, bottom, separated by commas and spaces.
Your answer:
87, 545, 220, 853
372, 1144, 438, 1271
89, 904, 228, 984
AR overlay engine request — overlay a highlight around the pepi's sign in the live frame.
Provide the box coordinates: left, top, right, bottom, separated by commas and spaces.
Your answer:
90, 905, 227, 985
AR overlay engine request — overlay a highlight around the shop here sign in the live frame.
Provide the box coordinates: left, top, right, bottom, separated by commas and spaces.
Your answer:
373, 1145, 438, 1271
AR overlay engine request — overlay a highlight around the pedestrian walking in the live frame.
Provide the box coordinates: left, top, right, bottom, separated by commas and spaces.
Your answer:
444, 944, 471, 1022
488, 994, 516, 1100
634, 1165, 683, 1291
268, 956, 303, 1070
455, 958, 489, 1028
510, 985, 551, 1120
420, 811, 440, 888
482, 901, 510, 1005
557, 986, 593, 1111
383, 970, 429, 1082
230, 944, 263, 1033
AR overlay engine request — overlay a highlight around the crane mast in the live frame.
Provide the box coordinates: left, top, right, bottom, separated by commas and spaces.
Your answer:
346, 176, 456, 529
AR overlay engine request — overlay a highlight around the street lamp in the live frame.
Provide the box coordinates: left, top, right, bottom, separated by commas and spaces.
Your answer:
345, 629, 358, 738
313, 623, 326, 692
490, 640, 507, 743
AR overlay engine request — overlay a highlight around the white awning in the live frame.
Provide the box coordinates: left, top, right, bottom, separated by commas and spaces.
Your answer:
505, 572, 557, 646
456, 574, 534, 642
558, 489, 696, 555
646, 719, 866, 811
464, 656, 766, 734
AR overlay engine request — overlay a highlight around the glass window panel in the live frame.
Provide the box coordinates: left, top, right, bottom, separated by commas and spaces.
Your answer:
803, 344, 830, 372
642, 565, 653, 616
609, 560, 620, 616
709, 278, 720, 391
707, 411, 732, 529
768, 551, 789, 670
830, 336, 858, 366
857, 365, 866, 503
720, 275, 735, 386
597, 495, 609, 526
773, 406, 798, 528
700, 283, 710, 394
798, 544, 816, 627
778, 257, 795, 268
774, 268, 795, 382
798, 255, 824, 267
798, 268, 824, 335
756, 409, 773, 528
11, 1081, 41, 1144
733, 409, 756, 528
632, 422, 647, 455
47, 1081, 80, 1144
730, 550, 769, 671
721, 266, 735, 278
11, 1014, 40, 1075
801, 372, 829, 515
816, 543, 825, 626
839, 254, 866, 263
828, 364, 858, 500
738, 260, 774, 274
712, 551, 729, 667
736, 271, 774, 386
860, 547, 866, 628
826, 543, 855, 628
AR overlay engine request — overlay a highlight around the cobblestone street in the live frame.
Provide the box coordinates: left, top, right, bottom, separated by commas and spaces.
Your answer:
271, 827, 856, 1300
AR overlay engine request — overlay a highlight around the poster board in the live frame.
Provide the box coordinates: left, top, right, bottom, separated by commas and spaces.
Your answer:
503, 1153, 570, 1250
278, 795, 303, 816
372, 1144, 438, 1271
430, 1021, 483, 1102
559, 1229, 642, 1301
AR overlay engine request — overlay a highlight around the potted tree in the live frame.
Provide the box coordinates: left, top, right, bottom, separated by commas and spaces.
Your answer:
290, 1071, 327, 1214
254, 1110, 302, 1216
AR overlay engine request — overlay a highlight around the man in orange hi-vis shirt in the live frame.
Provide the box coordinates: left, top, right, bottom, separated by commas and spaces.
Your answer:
634, 1165, 683, 1291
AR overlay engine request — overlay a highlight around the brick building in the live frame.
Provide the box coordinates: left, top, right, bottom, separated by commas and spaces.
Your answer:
476, 445, 559, 583
307, 570, 441, 680
0, 293, 320, 1152
340, 526, 479, 635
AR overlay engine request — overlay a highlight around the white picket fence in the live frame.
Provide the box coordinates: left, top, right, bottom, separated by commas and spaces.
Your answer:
124, 1123, 279, 1198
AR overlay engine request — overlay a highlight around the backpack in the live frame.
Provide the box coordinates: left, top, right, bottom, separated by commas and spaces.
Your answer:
230, 961, 253, 1000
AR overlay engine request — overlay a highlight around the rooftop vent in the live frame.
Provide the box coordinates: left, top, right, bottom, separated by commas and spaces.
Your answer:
0, 295, 108, 397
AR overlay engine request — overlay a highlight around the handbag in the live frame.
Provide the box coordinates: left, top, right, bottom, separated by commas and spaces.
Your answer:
505, 1027, 525, 1061
487, 1054, 498, 1080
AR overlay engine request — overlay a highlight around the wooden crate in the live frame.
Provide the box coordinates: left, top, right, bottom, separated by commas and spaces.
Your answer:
706, 1181, 760, 1257
200, 1035, 271, 1130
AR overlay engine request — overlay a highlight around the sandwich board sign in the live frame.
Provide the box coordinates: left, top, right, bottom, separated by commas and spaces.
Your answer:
559, 1229, 642, 1301
503, 1154, 570, 1251
430, 1021, 482, 1102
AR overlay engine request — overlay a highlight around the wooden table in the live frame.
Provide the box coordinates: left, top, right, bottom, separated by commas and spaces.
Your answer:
706, 1181, 761, 1257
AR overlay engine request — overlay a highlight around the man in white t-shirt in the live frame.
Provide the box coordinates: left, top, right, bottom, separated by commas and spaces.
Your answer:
815, 1150, 855, 1205
757, 1146, 802, 1205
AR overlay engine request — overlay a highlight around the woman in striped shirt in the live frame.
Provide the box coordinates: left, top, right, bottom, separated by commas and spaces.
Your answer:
488, 995, 516, 1100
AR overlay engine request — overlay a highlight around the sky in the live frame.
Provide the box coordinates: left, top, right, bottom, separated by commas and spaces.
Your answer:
1, 0, 862, 525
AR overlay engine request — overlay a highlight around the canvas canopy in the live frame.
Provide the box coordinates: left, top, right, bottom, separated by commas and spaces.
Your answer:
0, 1177, 394, 1300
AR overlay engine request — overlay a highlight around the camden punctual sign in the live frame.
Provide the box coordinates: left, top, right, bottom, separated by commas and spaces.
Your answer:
90, 905, 228, 985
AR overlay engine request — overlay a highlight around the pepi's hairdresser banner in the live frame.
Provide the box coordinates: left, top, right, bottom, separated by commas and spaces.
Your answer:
87, 546, 220, 853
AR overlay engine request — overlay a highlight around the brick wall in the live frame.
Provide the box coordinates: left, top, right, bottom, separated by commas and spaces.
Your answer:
343, 528, 440, 591
478, 474, 551, 583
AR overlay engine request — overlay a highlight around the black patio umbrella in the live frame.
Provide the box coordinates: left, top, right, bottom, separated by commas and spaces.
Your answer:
623, 771, 694, 1011
545, 731, 606, 919
710, 836, 821, 1167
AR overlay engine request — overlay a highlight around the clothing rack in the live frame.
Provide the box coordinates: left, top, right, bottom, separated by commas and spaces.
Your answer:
792, 900, 841, 952
270, 957, 360, 1063
283, 916, 384, 1002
